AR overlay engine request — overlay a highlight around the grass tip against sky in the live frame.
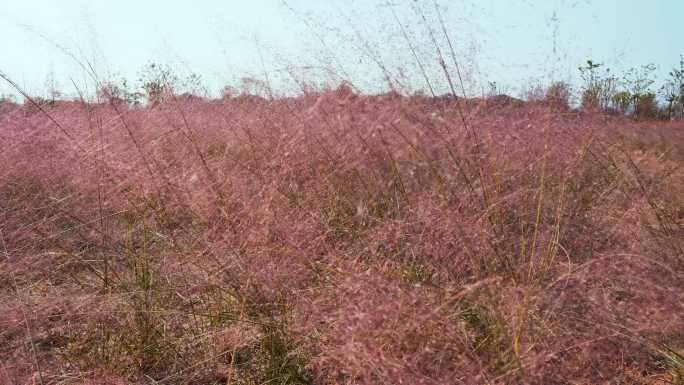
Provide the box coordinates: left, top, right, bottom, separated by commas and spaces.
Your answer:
0, 0, 682, 98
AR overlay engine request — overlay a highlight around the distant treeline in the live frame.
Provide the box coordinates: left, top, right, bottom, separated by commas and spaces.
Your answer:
2, 57, 684, 121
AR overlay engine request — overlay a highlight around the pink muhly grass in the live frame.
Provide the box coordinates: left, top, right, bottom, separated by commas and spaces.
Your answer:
0, 86, 682, 384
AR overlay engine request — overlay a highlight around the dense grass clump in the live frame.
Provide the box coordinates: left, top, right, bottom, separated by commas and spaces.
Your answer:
0, 90, 683, 384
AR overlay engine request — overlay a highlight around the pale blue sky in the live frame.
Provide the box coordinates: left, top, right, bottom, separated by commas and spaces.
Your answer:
0, 0, 682, 99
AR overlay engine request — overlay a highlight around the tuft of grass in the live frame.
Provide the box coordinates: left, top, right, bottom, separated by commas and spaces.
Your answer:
656, 346, 684, 385
460, 298, 521, 377
395, 261, 434, 286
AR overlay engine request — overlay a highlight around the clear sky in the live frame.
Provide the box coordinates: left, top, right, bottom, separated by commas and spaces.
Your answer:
0, 0, 682, 99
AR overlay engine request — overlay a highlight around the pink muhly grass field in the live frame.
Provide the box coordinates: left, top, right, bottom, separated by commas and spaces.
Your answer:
0, 88, 683, 384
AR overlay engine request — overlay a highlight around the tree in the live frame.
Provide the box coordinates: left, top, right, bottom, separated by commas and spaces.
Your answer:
578, 60, 617, 111
0, 93, 16, 104
238, 76, 270, 97
661, 56, 684, 120
97, 79, 142, 106
611, 91, 632, 114
633, 92, 658, 120
137, 63, 207, 106
622, 63, 657, 118
545, 81, 571, 109
138, 62, 178, 106
44, 70, 62, 104
182, 73, 207, 97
